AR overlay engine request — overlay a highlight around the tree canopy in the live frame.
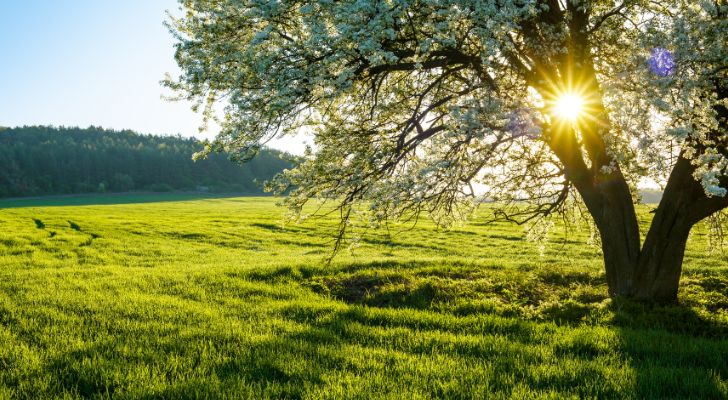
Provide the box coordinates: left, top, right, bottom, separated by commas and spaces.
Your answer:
167, 0, 727, 302
0, 126, 292, 197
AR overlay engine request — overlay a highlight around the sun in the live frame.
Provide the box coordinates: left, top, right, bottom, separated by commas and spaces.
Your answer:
554, 93, 585, 121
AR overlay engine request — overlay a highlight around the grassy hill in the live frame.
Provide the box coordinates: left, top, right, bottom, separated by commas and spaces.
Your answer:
0, 195, 726, 398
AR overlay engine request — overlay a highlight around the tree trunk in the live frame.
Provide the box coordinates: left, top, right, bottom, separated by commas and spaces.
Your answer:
576, 156, 728, 303
631, 156, 728, 302
631, 157, 698, 302
584, 154, 728, 304
633, 205, 692, 302
587, 177, 641, 298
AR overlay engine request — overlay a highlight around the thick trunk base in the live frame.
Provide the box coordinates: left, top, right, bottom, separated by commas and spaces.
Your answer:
598, 156, 726, 303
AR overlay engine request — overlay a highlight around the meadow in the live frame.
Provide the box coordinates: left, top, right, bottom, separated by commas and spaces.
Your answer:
0, 195, 727, 399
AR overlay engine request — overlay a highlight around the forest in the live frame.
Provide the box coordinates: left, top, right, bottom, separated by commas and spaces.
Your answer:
0, 126, 292, 198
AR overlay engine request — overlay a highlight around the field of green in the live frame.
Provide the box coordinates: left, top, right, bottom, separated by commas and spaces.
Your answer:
1, 195, 727, 399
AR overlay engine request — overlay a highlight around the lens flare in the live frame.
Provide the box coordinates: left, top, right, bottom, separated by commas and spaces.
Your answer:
554, 93, 584, 121
649, 47, 676, 77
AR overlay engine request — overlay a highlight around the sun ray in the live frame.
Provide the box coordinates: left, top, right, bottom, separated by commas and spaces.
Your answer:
554, 93, 585, 121
554, 93, 584, 122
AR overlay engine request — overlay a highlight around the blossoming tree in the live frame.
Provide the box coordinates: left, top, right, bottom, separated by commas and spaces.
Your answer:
167, 0, 727, 302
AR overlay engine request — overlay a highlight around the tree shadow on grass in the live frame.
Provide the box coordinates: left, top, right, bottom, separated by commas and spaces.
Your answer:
610, 302, 728, 399
239, 259, 467, 284
297, 262, 728, 398
275, 304, 629, 398
20, 265, 728, 399
360, 237, 445, 252
308, 273, 439, 310
250, 222, 318, 234
32, 330, 341, 399
26, 299, 728, 399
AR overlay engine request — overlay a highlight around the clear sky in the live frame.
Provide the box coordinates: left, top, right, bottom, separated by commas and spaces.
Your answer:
0, 1, 306, 153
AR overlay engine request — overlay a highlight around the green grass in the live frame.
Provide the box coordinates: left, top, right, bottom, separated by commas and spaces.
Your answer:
0, 196, 727, 399
0, 192, 250, 209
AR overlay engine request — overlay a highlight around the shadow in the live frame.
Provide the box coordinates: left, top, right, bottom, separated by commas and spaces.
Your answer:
239, 266, 302, 282
165, 232, 211, 241
307, 273, 438, 310
250, 222, 317, 234
691, 275, 728, 292
277, 304, 543, 353
34, 341, 122, 398
27, 298, 727, 399
482, 233, 523, 241
250, 222, 283, 232
537, 299, 599, 324
299, 261, 728, 398
612, 302, 728, 398
12, 262, 726, 399
361, 237, 444, 251
63, 220, 101, 246
275, 239, 326, 248
330, 259, 476, 275
536, 269, 606, 287
448, 230, 479, 236
33, 330, 337, 400
609, 298, 728, 338
235, 259, 472, 285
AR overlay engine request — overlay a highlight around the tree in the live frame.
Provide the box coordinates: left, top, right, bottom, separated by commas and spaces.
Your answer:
166, 0, 728, 302
0, 126, 292, 197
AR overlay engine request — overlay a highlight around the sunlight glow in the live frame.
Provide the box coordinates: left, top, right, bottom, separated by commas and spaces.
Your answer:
554, 93, 585, 121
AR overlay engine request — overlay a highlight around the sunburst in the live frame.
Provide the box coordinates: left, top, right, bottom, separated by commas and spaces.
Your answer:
554, 93, 585, 121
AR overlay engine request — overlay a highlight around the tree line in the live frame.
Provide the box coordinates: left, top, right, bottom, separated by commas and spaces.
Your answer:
0, 126, 292, 198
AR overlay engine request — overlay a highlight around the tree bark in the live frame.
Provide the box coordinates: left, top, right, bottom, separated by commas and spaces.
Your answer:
632, 156, 728, 302
586, 174, 641, 298
571, 156, 728, 303
633, 157, 696, 301
633, 206, 692, 302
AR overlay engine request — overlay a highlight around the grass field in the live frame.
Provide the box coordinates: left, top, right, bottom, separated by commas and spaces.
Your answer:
1, 195, 727, 399
0, 192, 248, 209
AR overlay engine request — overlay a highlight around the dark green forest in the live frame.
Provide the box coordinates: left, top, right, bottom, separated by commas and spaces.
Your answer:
0, 126, 292, 198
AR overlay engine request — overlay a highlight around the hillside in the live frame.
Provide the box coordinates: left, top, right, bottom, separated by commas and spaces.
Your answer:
0, 126, 292, 198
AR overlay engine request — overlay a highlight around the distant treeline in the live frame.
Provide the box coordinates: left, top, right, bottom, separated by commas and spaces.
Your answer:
0, 126, 292, 198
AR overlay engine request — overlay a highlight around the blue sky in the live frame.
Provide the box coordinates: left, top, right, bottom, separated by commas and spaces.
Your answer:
0, 1, 305, 153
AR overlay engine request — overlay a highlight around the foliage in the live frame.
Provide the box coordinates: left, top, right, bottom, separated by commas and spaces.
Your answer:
0, 196, 726, 398
166, 0, 726, 222
166, 0, 728, 300
0, 126, 292, 198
